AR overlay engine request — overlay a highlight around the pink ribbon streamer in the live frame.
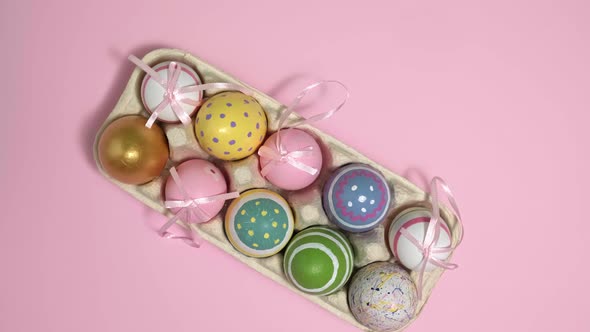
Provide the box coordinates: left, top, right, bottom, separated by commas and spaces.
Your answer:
258, 80, 349, 177
158, 167, 239, 248
128, 55, 252, 128
399, 176, 464, 299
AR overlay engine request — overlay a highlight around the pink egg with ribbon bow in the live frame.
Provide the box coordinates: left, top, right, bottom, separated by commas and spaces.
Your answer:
164, 159, 237, 224
257, 80, 349, 191
259, 128, 322, 190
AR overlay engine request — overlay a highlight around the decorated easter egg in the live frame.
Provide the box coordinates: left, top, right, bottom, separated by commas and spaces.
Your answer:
348, 262, 418, 331
283, 226, 353, 296
322, 163, 392, 232
141, 61, 203, 123
164, 159, 228, 223
195, 92, 267, 160
259, 128, 323, 190
388, 208, 451, 271
97, 115, 169, 185
225, 189, 294, 257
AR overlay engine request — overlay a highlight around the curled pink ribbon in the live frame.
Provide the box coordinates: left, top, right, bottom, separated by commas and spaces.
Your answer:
258, 80, 349, 177
128, 55, 252, 128
399, 176, 464, 299
158, 167, 240, 248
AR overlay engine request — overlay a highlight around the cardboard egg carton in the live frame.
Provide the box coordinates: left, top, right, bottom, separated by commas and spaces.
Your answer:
93, 48, 462, 332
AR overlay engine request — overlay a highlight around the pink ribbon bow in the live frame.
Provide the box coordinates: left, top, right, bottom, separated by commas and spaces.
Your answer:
129, 55, 252, 128
399, 176, 464, 300
258, 80, 349, 176
158, 167, 240, 248
258, 145, 317, 176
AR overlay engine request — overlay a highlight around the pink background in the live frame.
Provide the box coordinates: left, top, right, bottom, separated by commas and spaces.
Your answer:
1, 0, 588, 331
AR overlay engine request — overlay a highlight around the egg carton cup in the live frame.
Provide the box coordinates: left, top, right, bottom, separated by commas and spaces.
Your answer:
93, 48, 461, 332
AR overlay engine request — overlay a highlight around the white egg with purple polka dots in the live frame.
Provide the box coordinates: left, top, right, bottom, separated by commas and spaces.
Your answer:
322, 163, 392, 233
141, 61, 203, 123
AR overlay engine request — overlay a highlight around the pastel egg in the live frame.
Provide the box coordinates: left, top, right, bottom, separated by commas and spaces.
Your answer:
141, 61, 203, 123
225, 189, 294, 257
164, 159, 228, 223
283, 226, 353, 296
259, 128, 323, 190
195, 92, 267, 160
348, 262, 418, 332
322, 163, 392, 233
388, 208, 452, 272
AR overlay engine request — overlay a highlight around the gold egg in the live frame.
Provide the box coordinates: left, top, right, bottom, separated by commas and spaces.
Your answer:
98, 115, 169, 185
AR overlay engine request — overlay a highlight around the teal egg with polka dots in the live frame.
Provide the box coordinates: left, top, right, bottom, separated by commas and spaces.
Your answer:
225, 189, 295, 257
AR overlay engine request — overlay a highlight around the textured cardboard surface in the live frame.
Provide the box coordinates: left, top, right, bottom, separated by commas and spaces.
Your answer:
93, 48, 461, 331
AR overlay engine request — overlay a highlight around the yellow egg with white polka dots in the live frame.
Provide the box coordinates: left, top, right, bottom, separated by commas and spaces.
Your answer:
195, 92, 267, 160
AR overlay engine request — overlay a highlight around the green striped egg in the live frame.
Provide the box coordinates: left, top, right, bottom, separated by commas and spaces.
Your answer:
283, 226, 354, 296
